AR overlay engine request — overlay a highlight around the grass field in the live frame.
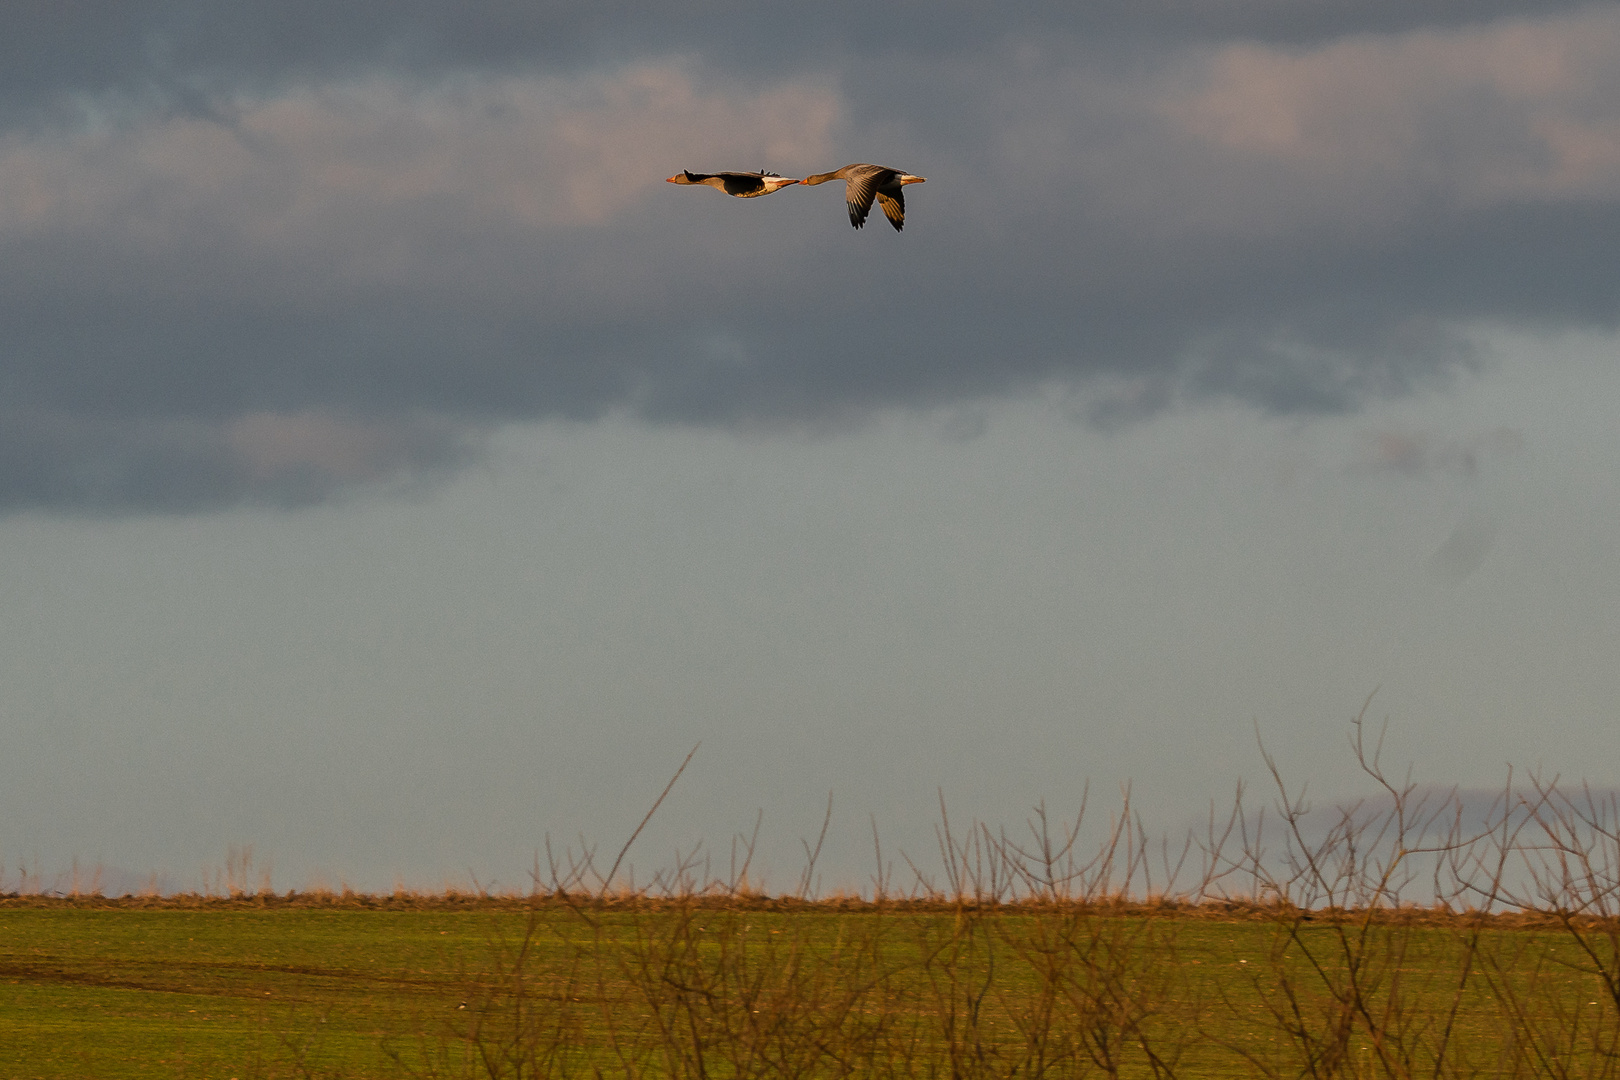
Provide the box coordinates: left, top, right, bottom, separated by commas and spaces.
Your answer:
0, 901, 490, 1078
3, 895, 1620, 1079
8, 730, 1620, 1078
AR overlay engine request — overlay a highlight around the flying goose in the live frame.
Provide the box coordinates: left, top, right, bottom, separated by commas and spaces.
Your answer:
800, 164, 926, 230
665, 170, 802, 197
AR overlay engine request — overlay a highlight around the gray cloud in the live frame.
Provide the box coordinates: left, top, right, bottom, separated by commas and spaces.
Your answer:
2, 4, 1619, 511
3, 1, 1604, 108
0, 409, 473, 514
1429, 519, 1501, 582
1352, 425, 1524, 486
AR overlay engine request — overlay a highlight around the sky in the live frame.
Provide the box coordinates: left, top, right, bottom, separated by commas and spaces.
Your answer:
1, 1, 1618, 895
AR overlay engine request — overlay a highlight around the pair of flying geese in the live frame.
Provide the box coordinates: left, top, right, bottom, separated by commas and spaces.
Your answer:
666, 163, 926, 231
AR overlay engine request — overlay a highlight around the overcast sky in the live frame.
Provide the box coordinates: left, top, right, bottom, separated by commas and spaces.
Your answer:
1, 1, 1618, 894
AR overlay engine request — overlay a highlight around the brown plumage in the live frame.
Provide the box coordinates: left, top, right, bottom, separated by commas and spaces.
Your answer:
800, 164, 926, 230
665, 170, 802, 197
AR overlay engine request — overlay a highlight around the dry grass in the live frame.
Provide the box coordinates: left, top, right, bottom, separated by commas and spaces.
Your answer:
9, 714, 1620, 1077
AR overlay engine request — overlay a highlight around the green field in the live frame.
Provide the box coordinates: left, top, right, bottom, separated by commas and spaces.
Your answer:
3, 896, 1619, 1079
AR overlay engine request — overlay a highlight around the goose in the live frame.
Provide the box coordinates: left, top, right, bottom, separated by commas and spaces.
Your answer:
665, 170, 801, 198
800, 164, 926, 230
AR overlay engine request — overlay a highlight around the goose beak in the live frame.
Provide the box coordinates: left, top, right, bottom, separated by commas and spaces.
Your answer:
665, 174, 683, 183
901, 175, 926, 185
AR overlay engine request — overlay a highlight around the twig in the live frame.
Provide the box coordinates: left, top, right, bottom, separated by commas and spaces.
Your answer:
600, 742, 701, 900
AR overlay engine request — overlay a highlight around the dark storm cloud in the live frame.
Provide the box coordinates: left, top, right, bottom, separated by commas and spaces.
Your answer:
2, 0, 1602, 105
2, 2, 1619, 511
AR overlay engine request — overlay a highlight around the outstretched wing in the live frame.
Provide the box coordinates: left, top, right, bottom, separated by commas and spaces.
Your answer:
844, 169, 881, 228
875, 188, 906, 231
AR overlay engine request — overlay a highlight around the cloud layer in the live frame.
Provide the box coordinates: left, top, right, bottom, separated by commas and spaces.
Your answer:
3, 2, 1619, 510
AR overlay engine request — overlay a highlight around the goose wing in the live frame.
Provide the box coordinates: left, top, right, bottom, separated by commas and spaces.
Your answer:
875, 188, 906, 231
716, 172, 768, 196
839, 167, 879, 228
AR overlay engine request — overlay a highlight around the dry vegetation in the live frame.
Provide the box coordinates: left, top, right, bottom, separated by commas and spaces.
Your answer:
8, 718, 1620, 1077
